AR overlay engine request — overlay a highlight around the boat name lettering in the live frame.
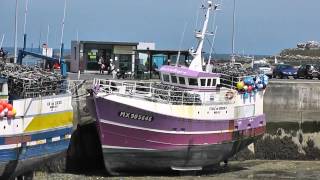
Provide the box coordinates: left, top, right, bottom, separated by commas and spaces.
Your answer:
119, 111, 153, 122
209, 106, 227, 111
47, 101, 62, 109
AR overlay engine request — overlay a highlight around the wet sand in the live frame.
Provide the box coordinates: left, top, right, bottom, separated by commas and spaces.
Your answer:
34, 160, 320, 180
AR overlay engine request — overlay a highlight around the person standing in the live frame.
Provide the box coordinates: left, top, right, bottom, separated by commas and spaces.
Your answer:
98, 56, 103, 74
101, 63, 105, 74
110, 62, 117, 79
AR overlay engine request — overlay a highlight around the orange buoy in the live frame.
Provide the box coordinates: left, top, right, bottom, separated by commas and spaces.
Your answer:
6, 104, 13, 111
7, 111, 14, 118
2, 101, 8, 109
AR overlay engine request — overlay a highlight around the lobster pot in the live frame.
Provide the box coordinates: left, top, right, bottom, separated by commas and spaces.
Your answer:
0, 62, 66, 98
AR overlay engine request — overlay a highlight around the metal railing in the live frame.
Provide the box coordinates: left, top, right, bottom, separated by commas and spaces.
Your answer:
93, 79, 236, 105
219, 74, 257, 89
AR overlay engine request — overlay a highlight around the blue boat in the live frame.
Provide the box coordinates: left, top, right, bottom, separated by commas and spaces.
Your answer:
0, 65, 73, 179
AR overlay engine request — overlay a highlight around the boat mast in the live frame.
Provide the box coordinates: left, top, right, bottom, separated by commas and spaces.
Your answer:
0, 34, 5, 49
14, 0, 19, 63
189, 0, 213, 71
175, 22, 188, 67
231, 0, 236, 64
23, 0, 29, 52
46, 24, 50, 46
23, 0, 29, 35
59, 0, 67, 63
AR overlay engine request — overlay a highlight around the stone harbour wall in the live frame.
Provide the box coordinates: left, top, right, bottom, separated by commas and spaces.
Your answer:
236, 81, 320, 160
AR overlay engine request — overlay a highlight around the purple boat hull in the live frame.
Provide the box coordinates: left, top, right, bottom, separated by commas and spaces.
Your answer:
101, 136, 260, 173
92, 96, 266, 173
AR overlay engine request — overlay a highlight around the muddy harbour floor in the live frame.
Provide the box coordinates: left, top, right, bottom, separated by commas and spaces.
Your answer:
33, 160, 320, 180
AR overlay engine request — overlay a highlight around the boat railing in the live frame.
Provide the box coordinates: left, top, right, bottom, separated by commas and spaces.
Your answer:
93, 79, 235, 105
219, 74, 257, 90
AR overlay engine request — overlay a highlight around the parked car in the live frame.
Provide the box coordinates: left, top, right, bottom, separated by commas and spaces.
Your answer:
253, 63, 273, 78
297, 64, 320, 79
273, 64, 297, 79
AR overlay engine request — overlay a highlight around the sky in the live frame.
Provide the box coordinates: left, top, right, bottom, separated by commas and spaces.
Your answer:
0, 0, 320, 55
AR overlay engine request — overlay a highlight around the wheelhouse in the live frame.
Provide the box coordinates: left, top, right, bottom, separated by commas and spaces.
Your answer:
159, 65, 221, 90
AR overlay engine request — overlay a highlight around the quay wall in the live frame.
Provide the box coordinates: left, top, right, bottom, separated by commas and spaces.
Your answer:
264, 81, 320, 124
241, 80, 320, 161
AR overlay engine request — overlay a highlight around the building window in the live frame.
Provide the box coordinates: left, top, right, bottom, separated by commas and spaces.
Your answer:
87, 49, 98, 62
188, 78, 198, 86
119, 54, 132, 72
200, 79, 206, 86
171, 75, 177, 83
207, 79, 212, 86
163, 74, 170, 82
179, 77, 185, 85
74, 47, 77, 60
212, 79, 217, 86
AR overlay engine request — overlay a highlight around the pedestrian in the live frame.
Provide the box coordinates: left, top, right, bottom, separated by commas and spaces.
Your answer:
108, 58, 113, 74
110, 63, 117, 79
101, 63, 105, 74
98, 57, 103, 74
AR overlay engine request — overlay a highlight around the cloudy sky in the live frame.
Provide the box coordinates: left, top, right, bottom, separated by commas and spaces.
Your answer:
1, 0, 320, 55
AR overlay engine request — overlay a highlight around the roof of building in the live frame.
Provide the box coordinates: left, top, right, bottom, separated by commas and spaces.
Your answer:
135, 49, 190, 55
159, 65, 221, 78
78, 40, 139, 46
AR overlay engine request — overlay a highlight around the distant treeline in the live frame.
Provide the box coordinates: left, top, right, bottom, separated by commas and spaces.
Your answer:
280, 48, 320, 57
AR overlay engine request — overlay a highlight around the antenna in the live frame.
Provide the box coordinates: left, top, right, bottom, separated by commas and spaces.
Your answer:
176, 22, 188, 67
208, 27, 218, 64
207, 4, 219, 65
14, 0, 19, 63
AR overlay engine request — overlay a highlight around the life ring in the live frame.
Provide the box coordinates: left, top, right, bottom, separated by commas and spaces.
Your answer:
225, 91, 235, 100
128, 89, 133, 95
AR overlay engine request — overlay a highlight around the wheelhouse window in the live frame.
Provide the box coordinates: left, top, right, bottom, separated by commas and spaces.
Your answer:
179, 77, 185, 85
188, 78, 198, 86
207, 79, 212, 86
163, 74, 170, 82
200, 79, 206, 86
171, 75, 177, 83
212, 79, 217, 86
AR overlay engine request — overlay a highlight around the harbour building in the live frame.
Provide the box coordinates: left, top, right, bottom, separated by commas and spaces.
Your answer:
70, 41, 190, 79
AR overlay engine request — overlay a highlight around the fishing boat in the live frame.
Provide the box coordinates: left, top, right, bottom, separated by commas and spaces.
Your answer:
0, 0, 73, 178
90, 1, 267, 174
0, 63, 73, 179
